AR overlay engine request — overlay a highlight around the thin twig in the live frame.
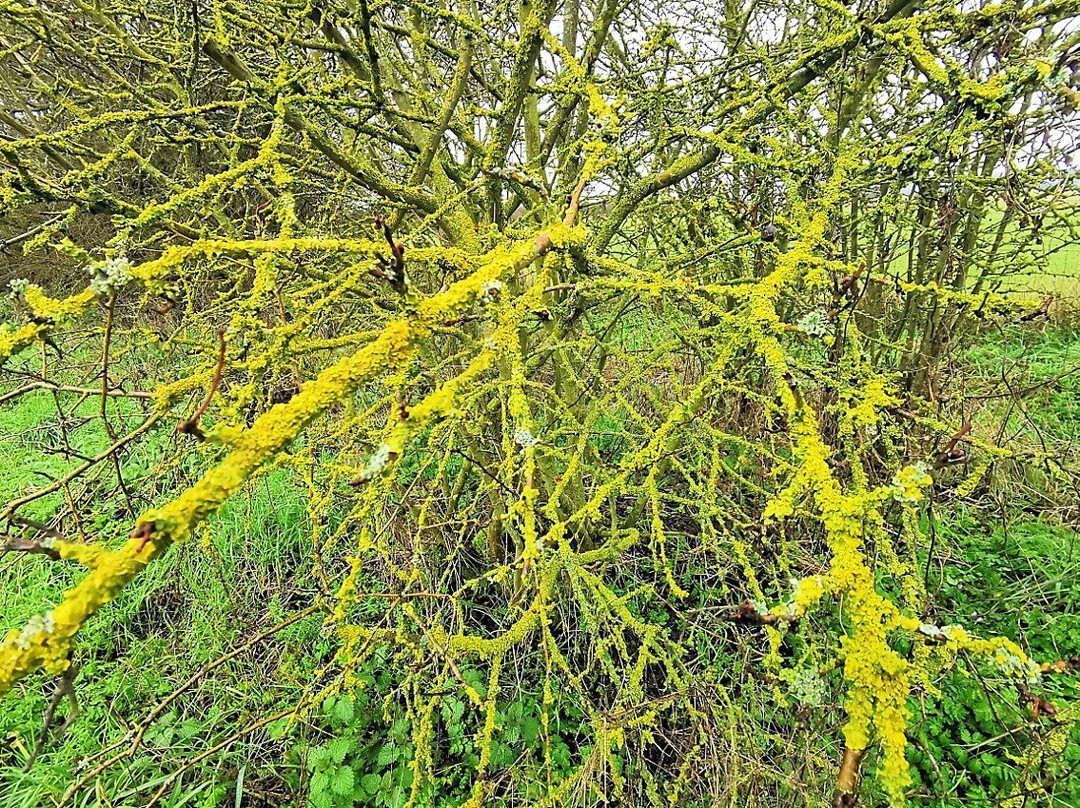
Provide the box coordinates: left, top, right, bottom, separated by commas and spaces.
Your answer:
176, 330, 226, 441
1, 411, 164, 521
0, 381, 152, 405
23, 664, 79, 771
143, 707, 303, 808
0, 534, 62, 560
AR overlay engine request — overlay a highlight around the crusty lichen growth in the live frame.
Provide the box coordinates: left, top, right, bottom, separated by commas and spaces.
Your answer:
0, 286, 98, 362
0, 4, 1069, 802
0, 224, 582, 698
0, 539, 157, 698
737, 160, 1050, 806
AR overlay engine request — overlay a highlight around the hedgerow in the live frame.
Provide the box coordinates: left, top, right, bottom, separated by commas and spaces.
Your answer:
1, 0, 1079, 805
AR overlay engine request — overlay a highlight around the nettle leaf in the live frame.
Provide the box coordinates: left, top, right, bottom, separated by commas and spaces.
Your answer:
491, 740, 515, 768
310, 772, 331, 796
375, 744, 398, 767
331, 767, 356, 796
266, 717, 290, 740
310, 747, 332, 770
334, 697, 356, 724
329, 737, 355, 765
361, 773, 382, 796
522, 716, 540, 744
386, 785, 406, 808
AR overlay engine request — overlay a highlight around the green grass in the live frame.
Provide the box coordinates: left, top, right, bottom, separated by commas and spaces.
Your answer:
899, 325, 1080, 805
0, 391, 137, 521
967, 325, 1080, 436
1000, 236, 1080, 303
0, 387, 324, 807
978, 203, 1080, 303
907, 509, 1080, 807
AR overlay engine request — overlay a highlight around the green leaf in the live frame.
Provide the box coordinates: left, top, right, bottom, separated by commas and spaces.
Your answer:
310, 772, 331, 796
491, 740, 514, 768
361, 774, 381, 796
329, 738, 354, 765
334, 698, 356, 724
386, 785, 406, 808
331, 767, 356, 796
376, 744, 397, 767
310, 746, 331, 769
522, 716, 540, 743
444, 698, 465, 723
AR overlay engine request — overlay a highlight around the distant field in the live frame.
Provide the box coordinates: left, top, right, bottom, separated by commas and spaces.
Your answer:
985, 198, 1080, 307
877, 200, 1080, 308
